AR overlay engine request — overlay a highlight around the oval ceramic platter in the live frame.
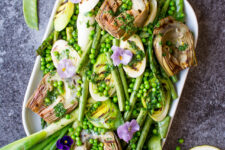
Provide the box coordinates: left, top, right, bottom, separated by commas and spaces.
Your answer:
22, 0, 198, 147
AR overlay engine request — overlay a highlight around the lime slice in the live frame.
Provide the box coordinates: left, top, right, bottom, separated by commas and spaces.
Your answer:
190, 145, 220, 150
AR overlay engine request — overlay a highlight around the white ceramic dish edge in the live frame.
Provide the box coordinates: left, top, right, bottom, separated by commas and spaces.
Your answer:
22, 0, 198, 147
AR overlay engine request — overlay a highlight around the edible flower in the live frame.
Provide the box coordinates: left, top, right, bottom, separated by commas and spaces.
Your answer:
117, 119, 140, 143
111, 46, 133, 66
57, 59, 76, 79
56, 136, 74, 150
70, 0, 81, 3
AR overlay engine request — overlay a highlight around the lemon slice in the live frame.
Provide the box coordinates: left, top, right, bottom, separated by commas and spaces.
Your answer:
190, 145, 220, 150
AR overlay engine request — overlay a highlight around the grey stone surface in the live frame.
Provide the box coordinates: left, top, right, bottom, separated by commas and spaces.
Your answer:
0, 0, 224, 149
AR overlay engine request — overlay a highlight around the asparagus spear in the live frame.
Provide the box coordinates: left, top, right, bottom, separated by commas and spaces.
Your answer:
124, 74, 143, 121
78, 75, 89, 122
113, 39, 129, 101
76, 25, 101, 73
175, 0, 185, 22
126, 109, 148, 150
160, 0, 172, 18
136, 116, 153, 150
170, 75, 178, 83
106, 52, 126, 111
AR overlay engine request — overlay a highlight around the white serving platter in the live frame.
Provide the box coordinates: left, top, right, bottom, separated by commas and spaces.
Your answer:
22, 0, 198, 147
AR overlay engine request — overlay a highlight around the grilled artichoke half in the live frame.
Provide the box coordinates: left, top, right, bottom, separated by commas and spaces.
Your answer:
26, 72, 80, 123
153, 17, 197, 76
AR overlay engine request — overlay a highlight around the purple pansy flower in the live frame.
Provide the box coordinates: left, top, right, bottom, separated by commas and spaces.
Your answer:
57, 59, 76, 79
117, 119, 140, 143
70, 0, 81, 4
111, 46, 133, 66
56, 136, 74, 150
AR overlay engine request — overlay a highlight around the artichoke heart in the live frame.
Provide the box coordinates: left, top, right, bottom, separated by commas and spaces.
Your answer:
96, 0, 149, 40
86, 100, 124, 129
153, 16, 197, 76
26, 72, 80, 123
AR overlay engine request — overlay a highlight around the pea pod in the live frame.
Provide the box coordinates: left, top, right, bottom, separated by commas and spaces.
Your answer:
23, 0, 38, 30
147, 135, 162, 150
158, 116, 171, 138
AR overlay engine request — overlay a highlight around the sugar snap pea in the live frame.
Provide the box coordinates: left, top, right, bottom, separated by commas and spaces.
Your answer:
23, 0, 38, 30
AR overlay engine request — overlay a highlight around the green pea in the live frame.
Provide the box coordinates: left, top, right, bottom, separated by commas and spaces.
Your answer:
89, 138, 94, 144
44, 97, 50, 103
78, 50, 82, 55
142, 38, 146, 43
58, 81, 63, 86
113, 96, 118, 103
75, 45, 81, 51
40, 66, 45, 70
83, 125, 88, 129
68, 127, 74, 132
129, 83, 134, 88
145, 84, 150, 89
72, 31, 77, 37
131, 144, 136, 149
89, 54, 95, 59
153, 129, 157, 134
45, 56, 52, 62
128, 88, 132, 93
65, 114, 71, 119
105, 38, 110, 43
94, 127, 98, 132
168, 10, 173, 15
76, 140, 82, 146
103, 90, 108, 96
101, 30, 106, 35
122, 3, 127, 9
62, 36, 66, 40
91, 48, 96, 54
125, 105, 130, 111
152, 87, 156, 92
151, 99, 157, 104
176, 146, 181, 150
101, 43, 106, 48
151, 82, 157, 88
69, 38, 75, 44
76, 91, 81, 97
132, 110, 137, 116
178, 138, 184, 144
94, 139, 98, 143
156, 103, 162, 108
106, 43, 111, 48
71, 135, 76, 140
58, 88, 64, 94
137, 93, 141, 98
77, 86, 82, 92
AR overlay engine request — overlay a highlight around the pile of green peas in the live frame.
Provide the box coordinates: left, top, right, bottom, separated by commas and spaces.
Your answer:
40, 47, 56, 75
76, 79, 83, 98
121, 0, 133, 11
69, 126, 83, 146
128, 78, 136, 93
168, 0, 176, 16
94, 82, 110, 97
89, 138, 104, 150
129, 131, 141, 150
82, 117, 107, 135
100, 33, 114, 53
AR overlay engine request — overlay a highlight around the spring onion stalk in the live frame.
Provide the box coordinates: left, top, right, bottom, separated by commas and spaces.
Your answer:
31, 128, 62, 150
48, 125, 70, 150
66, 27, 73, 41
78, 75, 89, 121
106, 52, 126, 111
0, 109, 79, 150
136, 116, 153, 150
113, 39, 129, 101
160, 0, 171, 18
124, 74, 144, 121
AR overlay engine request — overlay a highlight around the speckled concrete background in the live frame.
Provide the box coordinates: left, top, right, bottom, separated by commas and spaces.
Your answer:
0, 0, 224, 149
